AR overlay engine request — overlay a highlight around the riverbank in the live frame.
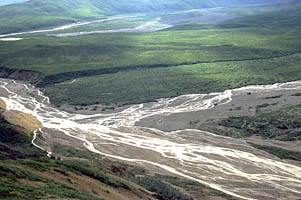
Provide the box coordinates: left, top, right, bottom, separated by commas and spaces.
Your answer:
137, 81, 301, 131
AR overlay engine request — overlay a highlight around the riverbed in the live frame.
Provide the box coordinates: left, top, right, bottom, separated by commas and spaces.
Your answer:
0, 78, 300, 199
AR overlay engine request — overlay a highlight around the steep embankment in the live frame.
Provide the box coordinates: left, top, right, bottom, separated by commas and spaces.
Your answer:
0, 67, 43, 84
0, 0, 279, 34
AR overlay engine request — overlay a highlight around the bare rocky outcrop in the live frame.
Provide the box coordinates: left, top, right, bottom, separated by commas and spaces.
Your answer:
0, 98, 6, 110
0, 98, 43, 135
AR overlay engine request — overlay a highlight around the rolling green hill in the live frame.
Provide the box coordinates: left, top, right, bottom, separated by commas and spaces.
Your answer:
0, 0, 280, 34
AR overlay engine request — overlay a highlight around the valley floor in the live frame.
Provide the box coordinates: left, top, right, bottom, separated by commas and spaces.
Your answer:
1, 2, 301, 200
1, 2, 301, 106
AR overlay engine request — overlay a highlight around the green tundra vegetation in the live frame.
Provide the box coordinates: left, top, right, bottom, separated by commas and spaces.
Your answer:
248, 143, 301, 161
200, 103, 301, 162
135, 176, 193, 200
154, 174, 239, 200
0, 117, 102, 199
0, 2, 300, 106
214, 104, 301, 140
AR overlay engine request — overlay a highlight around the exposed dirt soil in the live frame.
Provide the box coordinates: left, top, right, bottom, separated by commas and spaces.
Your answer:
3, 110, 42, 135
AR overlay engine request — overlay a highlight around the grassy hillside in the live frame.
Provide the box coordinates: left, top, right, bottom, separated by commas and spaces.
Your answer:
0, 0, 279, 34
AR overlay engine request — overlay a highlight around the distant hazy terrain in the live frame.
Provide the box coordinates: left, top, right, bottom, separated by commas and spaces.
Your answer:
0, 0, 280, 34
0, 0, 27, 6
